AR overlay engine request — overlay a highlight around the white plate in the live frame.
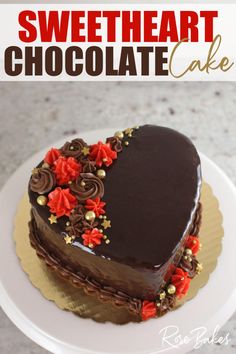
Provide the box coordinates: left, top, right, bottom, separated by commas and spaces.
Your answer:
0, 128, 236, 354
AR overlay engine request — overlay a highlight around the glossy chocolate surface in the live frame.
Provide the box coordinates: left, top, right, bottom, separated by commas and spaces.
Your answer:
29, 125, 202, 299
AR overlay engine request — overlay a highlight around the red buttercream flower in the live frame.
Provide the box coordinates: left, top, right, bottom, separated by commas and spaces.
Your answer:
89, 141, 117, 167
82, 228, 104, 248
141, 301, 157, 321
44, 148, 61, 165
53, 156, 81, 185
47, 187, 77, 217
85, 198, 106, 217
171, 268, 190, 299
185, 235, 200, 255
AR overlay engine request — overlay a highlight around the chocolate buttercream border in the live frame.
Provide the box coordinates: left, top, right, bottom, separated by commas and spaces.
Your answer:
28, 203, 202, 320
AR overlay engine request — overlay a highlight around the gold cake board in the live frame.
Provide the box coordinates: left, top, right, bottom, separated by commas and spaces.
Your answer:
14, 182, 223, 324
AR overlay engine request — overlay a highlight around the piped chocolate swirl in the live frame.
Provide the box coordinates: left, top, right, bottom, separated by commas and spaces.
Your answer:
30, 168, 56, 194
70, 173, 104, 201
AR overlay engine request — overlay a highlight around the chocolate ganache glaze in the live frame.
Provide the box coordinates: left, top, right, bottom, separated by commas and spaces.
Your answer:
29, 125, 202, 301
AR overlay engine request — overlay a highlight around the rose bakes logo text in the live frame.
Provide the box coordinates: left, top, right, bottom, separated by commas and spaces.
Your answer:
157, 325, 230, 352
4, 9, 234, 78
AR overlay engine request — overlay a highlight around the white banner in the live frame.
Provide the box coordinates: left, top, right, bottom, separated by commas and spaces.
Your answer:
0, 4, 235, 81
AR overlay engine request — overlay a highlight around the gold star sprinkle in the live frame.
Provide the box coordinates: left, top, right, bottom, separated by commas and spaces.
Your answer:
32, 168, 39, 175
48, 214, 57, 224
124, 128, 134, 135
159, 291, 166, 300
81, 147, 90, 156
102, 219, 111, 229
64, 235, 73, 245
196, 263, 203, 274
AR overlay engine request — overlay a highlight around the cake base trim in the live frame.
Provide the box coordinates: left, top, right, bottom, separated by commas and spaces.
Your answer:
29, 203, 202, 321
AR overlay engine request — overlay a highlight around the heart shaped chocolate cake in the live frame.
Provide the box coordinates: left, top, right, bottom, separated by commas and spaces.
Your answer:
28, 125, 203, 321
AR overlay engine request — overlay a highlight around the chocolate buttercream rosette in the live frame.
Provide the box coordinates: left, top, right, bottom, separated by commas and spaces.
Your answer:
14, 182, 223, 324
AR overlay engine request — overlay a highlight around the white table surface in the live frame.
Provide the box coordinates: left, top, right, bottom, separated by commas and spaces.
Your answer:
0, 82, 236, 353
